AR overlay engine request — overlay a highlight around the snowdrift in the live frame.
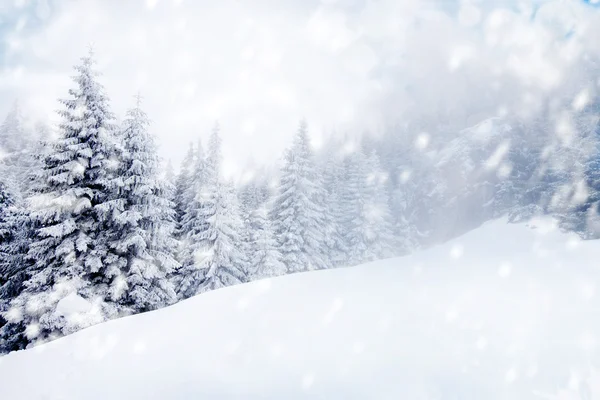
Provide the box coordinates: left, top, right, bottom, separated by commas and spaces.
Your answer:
1, 218, 600, 399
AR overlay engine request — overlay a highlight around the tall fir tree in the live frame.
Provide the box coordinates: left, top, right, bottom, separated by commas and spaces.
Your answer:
1, 51, 119, 345
338, 150, 369, 265
0, 180, 31, 353
198, 180, 248, 292
0, 101, 47, 200
173, 144, 195, 238
164, 159, 175, 185
246, 205, 286, 280
99, 96, 179, 313
270, 121, 329, 273
362, 151, 396, 260
178, 138, 207, 245
176, 126, 247, 298
570, 117, 600, 238
321, 152, 347, 266
162, 159, 176, 202
161, 159, 176, 221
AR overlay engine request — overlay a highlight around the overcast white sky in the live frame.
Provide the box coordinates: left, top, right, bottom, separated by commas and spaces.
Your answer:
1, 0, 600, 177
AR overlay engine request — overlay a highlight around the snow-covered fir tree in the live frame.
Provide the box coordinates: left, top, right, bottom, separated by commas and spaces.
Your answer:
246, 205, 286, 280
178, 138, 207, 243
176, 126, 247, 298
0, 180, 31, 353
569, 117, 600, 238
193, 138, 206, 188
321, 151, 348, 266
338, 150, 369, 265
270, 121, 329, 273
164, 159, 175, 185
161, 159, 177, 218
1, 51, 120, 346
198, 180, 248, 292
239, 179, 270, 216
99, 97, 179, 313
176, 138, 208, 285
390, 183, 421, 254
0, 101, 47, 200
362, 151, 396, 260
173, 144, 195, 238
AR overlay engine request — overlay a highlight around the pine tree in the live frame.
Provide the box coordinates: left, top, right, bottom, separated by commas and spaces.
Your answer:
0, 181, 29, 302
178, 139, 207, 243
362, 151, 396, 260
176, 126, 247, 298
271, 121, 329, 273
571, 118, 600, 238
173, 144, 195, 238
198, 180, 247, 292
321, 152, 347, 266
161, 159, 176, 219
193, 138, 206, 189
2, 51, 119, 345
164, 159, 175, 187
391, 184, 420, 254
0, 101, 46, 200
239, 182, 262, 215
246, 205, 286, 280
0, 180, 31, 353
99, 97, 179, 313
338, 150, 369, 265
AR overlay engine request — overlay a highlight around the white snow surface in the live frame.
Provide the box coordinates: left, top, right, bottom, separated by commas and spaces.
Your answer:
2, 218, 600, 399
55, 293, 93, 317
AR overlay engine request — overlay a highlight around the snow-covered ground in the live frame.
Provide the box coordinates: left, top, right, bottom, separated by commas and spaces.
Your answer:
1, 218, 600, 399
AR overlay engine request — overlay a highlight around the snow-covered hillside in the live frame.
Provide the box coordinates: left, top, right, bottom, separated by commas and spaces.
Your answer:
1, 218, 599, 400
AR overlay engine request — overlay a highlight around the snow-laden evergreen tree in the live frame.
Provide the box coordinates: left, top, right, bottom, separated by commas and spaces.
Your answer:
179, 139, 207, 242
176, 138, 207, 278
164, 159, 175, 185
391, 183, 421, 254
362, 151, 396, 260
338, 150, 369, 265
0, 181, 30, 303
246, 205, 286, 280
321, 151, 348, 266
193, 138, 206, 188
173, 144, 195, 238
1, 51, 119, 345
271, 121, 329, 273
0, 101, 47, 200
176, 126, 247, 298
99, 97, 179, 313
0, 180, 31, 353
0, 181, 18, 298
0, 101, 26, 156
239, 180, 269, 216
238, 180, 260, 275
198, 180, 248, 292
568, 113, 600, 238
161, 159, 176, 219
162, 159, 176, 200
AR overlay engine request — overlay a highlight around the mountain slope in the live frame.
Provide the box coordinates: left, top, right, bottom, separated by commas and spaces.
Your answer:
0, 218, 599, 399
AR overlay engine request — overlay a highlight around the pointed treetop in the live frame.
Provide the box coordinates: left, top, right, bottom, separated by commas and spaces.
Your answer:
80, 43, 97, 69
298, 118, 308, 133
296, 119, 309, 141
209, 123, 222, 155
86, 42, 96, 58
134, 92, 144, 109
2, 99, 24, 125
10, 98, 21, 113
